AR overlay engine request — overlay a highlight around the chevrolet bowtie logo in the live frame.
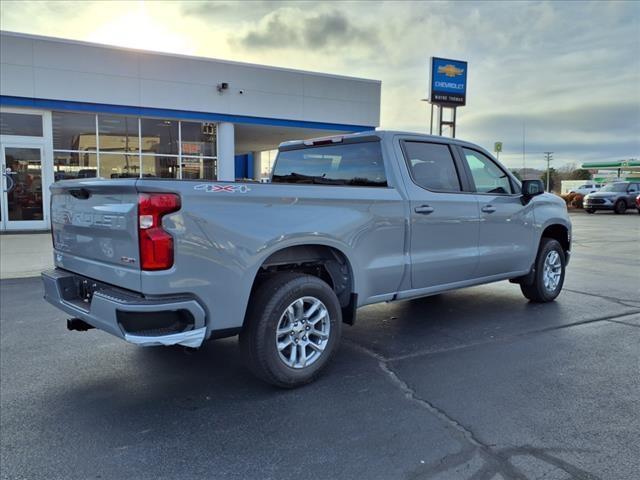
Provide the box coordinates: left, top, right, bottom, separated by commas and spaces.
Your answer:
438, 64, 464, 77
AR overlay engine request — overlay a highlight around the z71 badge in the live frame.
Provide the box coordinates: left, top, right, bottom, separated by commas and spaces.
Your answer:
194, 184, 251, 193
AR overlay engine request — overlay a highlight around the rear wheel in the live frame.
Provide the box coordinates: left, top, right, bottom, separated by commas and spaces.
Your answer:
240, 273, 342, 388
520, 238, 566, 303
614, 200, 626, 214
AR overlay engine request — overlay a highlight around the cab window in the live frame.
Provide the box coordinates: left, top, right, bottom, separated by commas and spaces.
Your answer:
462, 148, 514, 195
272, 141, 387, 187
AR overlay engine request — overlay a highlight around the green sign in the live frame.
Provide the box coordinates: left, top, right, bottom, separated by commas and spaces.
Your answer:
494, 142, 503, 153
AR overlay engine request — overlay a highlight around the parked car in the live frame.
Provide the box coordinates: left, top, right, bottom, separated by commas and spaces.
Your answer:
636, 194, 640, 214
42, 131, 572, 387
569, 183, 602, 195
584, 182, 640, 214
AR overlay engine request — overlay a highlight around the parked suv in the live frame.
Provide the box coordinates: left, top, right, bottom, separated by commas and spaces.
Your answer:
584, 182, 640, 214
569, 183, 602, 195
42, 131, 572, 387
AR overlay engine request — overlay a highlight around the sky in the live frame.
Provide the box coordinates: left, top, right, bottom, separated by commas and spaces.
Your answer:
1, 0, 639, 169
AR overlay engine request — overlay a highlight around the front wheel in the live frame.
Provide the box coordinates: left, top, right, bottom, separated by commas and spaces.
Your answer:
240, 273, 342, 388
520, 238, 566, 303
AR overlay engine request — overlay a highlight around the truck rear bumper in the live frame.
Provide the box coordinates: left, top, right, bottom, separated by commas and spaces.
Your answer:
42, 268, 207, 348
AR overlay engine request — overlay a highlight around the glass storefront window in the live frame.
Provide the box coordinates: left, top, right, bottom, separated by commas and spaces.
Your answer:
54, 152, 98, 180
141, 155, 179, 178
182, 157, 216, 180
52, 112, 96, 151
99, 153, 140, 178
98, 115, 140, 153
49, 113, 218, 182
181, 122, 216, 157
141, 118, 179, 155
0, 112, 43, 136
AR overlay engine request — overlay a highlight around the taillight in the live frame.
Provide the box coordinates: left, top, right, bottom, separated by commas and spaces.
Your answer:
138, 193, 181, 271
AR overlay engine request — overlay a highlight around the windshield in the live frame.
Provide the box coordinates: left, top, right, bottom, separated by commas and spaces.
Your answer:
600, 183, 627, 192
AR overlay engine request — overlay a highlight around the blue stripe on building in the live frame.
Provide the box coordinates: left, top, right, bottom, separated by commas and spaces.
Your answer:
0, 96, 374, 132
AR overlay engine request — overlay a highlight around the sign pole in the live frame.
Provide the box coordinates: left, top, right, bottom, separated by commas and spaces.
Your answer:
452, 107, 457, 138
430, 103, 434, 135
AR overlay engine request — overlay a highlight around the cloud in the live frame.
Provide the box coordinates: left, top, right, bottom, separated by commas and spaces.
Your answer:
0, 0, 638, 168
232, 9, 380, 51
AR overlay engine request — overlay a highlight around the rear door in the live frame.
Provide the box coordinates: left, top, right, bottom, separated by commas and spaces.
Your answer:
50, 178, 141, 291
457, 147, 535, 277
399, 139, 481, 289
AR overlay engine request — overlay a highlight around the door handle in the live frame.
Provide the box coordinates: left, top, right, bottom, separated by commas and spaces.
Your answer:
414, 205, 435, 215
2, 168, 16, 194
481, 205, 496, 213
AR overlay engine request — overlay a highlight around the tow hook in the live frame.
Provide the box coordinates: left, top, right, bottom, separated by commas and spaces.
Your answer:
67, 318, 95, 332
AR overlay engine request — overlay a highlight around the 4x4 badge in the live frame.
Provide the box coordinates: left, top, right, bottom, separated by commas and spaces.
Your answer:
194, 184, 251, 193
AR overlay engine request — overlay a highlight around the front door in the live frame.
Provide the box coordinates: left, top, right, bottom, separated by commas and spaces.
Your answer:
0, 144, 48, 230
458, 147, 535, 277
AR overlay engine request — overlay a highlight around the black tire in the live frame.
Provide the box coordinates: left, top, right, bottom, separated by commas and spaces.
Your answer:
520, 238, 566, 303
614, 200, 626, 214
585, 208, 595, 214
240, 273, 342, 388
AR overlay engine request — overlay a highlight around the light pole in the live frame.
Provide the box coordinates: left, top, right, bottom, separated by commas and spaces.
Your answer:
544, 152, 553, 191
421, 98, 433, 135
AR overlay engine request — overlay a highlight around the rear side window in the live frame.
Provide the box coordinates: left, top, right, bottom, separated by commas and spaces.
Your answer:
462, 148, 514, 195
272, 142, 387, 187
402, 142, 461, 192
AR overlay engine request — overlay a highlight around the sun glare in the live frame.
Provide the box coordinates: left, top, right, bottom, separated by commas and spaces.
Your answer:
87, 2, 193, 54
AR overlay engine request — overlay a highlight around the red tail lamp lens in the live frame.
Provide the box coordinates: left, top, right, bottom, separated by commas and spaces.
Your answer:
138, 193, 181, 270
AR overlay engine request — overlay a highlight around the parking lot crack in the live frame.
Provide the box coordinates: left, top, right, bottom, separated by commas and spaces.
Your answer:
383, 310, 640, 364
563, 288, 640, 309
606, 319, 640, 328
346, 340, 605, 480
346, 339, 485, 448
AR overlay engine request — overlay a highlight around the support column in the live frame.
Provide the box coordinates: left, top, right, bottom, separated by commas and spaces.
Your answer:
252, 151, 262, 181
216, 122, 235, 181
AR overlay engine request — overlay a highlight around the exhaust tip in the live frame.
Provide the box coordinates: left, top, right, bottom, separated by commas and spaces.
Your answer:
67, 318, 94, 332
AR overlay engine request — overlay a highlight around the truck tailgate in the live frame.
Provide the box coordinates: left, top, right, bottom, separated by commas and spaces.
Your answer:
50, 179, 141, 291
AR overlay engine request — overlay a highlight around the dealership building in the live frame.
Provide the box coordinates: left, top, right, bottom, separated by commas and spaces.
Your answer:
0, 30, 380, 232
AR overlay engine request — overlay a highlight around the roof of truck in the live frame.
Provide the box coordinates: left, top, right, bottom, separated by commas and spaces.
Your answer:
278, 130, 484, 150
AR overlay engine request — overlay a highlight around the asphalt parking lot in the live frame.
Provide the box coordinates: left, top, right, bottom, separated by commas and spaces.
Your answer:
1, 211, 638, 480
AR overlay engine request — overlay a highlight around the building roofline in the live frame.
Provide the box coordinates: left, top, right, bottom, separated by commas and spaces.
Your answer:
0, 30, 381, 85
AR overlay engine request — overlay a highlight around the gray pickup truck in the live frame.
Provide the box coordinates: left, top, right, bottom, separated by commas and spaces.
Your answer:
42, 131, 571, 387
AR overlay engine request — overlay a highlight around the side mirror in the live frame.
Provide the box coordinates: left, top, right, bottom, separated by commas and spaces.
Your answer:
521, 179, 544, 204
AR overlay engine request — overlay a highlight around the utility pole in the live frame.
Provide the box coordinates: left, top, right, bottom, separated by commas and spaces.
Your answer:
522, 123, 526, 175
544, 152, 553, 191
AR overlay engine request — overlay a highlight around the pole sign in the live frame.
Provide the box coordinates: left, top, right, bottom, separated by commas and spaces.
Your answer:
429, 57, 468, 106
494, 142, 503, 153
